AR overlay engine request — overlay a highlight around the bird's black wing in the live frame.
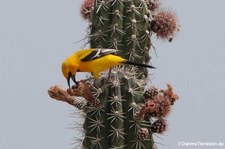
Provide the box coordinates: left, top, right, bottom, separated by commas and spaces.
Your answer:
81, 49, 118, 62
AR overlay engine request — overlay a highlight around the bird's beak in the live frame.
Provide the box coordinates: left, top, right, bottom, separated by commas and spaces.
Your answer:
67, 77, 70, 88
67, 72, 77, 88
71, 75, 77, 85
67, 72, 72, 88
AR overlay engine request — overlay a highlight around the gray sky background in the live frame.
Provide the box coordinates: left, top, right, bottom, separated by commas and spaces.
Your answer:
0, 0, 225, 149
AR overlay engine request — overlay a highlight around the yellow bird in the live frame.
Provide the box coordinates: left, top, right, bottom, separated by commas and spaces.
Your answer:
62, 48, 155, 87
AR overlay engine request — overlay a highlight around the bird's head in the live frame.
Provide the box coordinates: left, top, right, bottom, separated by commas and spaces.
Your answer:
62, 60, 78, 88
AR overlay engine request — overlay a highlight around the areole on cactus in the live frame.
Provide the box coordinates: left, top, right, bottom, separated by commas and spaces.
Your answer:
48, 0, 180, 149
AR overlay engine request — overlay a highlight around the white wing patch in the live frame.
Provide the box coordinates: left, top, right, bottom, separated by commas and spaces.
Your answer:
81, 49, 118, 62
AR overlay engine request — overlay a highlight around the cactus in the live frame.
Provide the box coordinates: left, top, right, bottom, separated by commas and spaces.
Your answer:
81, 0, 179, 148
48, 0, 180, 148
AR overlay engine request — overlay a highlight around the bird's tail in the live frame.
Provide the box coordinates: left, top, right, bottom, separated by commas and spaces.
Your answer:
123, 61, 156, 69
